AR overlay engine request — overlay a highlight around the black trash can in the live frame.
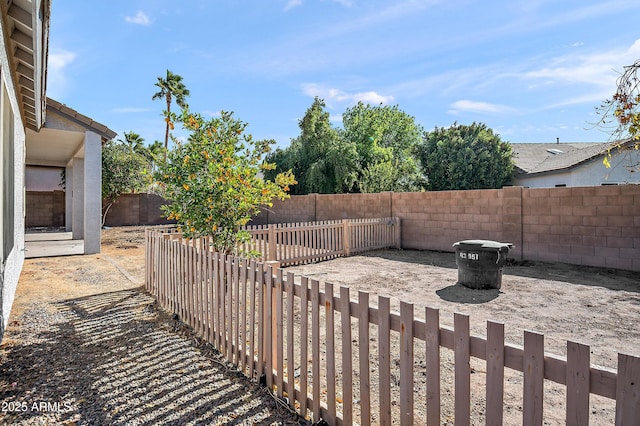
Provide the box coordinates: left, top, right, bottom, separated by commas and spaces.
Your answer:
452, 240, 513, 290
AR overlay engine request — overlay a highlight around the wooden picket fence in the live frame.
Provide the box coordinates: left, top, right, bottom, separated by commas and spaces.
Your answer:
240, 217, 400, 266
145, 226, 640, 425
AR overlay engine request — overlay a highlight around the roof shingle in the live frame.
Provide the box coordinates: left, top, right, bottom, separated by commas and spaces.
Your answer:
511, 142, 624, 175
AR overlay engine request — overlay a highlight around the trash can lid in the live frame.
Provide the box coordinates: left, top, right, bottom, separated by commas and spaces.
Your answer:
452, 239, 514, 249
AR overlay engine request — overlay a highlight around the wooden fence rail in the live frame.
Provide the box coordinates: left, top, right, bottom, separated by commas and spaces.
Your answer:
242, 217, 400, 266
145, 227, 640, 425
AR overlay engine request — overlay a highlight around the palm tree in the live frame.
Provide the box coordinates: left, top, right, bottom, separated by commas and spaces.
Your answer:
119, 131, 145, 154
152, 70, 190, 159
146, 140, 166, 172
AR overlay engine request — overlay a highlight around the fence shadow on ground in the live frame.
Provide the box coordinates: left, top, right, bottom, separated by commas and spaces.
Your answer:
0, 288, 304, 425
361, 248, 640, 293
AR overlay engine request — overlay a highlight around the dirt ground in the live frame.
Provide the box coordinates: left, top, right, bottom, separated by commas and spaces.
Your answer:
3, 225, 640, 425
7, 226, 147, 320
287, 249, 640, 366
285, 248, 640, 424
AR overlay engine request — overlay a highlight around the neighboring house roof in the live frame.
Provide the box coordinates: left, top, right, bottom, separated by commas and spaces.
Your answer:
46, 97, 117, 141
2, 0, 51, 131
511, 141, 629, 175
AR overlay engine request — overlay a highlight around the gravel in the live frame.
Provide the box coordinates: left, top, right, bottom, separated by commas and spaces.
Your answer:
0, 289, 307, 425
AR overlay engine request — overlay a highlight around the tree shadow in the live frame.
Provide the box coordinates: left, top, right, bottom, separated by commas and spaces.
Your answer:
0, 288, 305, 425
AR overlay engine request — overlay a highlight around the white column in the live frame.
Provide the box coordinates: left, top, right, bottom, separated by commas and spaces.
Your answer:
64, 164, 73, 232
71, 158, 84, 240
83, 131, 101, 254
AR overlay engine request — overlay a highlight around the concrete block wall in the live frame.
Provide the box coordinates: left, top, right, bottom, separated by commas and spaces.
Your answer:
144, 193, 173, 225
393, 189, 512, 253
252, 185, 640, 271
522, 185, 640, 271
88, 185, 640, 271
252, 194, 317, 225
104, 194, 140, 226
26, 191, 65, 228
103, 193, 175, 227
316, 192, 392, 220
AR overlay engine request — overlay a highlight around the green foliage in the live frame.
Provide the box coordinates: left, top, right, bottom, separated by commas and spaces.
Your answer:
116, 132, 167, 193
342, 102, 426, 192
155, 109, 296, 254
120, 131, 145, 154
418, 122, 514, 191
102, 140, 150, 224
266, 97, 358, 194
266, 98, 425, 194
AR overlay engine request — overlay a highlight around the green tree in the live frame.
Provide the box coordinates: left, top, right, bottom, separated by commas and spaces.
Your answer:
152, 70, 190, 158
141, 140, 166, 173
102, 140, 150, 225
418, 122, 514, 191
119, 131, 145, 154
155, 108, 295, 254
342, 102, 425, 192
266, 97, 358, 194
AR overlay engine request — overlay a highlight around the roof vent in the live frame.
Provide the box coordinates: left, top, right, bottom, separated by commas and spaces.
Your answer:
547, 148, 563, 155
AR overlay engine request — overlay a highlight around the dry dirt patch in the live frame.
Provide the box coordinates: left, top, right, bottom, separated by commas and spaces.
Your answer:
284, 249, 640, 424
287, 249, 640, 365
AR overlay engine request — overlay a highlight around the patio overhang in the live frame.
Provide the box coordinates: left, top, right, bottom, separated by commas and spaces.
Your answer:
25, 98, 116, 167
26, 127, 85, 167
24, 100, 116, 257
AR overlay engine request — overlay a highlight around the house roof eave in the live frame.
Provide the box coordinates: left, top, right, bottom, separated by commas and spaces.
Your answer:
46, 97, 117, 142
2, 0, 50, 131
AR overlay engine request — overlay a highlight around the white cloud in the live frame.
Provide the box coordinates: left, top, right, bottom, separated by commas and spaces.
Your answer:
49, 49, 76, 70
448, 100, 514, 115
46, 49, 76, 98
125, 11, 151, 26
353, 91, 394, 104
302, 83, 394, 106
284, 0, 302, 11
523, 38, 640, 91
329, 113, 343, 123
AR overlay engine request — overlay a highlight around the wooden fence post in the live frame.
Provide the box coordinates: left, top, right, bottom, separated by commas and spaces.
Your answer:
268, 225, 277, 262
400, 302, 414, 425
394, 216, 402, 249
343, 219, 351, 257
615, 353, 640, 425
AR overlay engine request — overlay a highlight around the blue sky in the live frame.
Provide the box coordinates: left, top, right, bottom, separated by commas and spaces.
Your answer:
47, 1, 640, 149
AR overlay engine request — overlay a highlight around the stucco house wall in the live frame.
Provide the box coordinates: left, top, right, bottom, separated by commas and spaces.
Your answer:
0, 29, 27, 340
0, 0, 51, 342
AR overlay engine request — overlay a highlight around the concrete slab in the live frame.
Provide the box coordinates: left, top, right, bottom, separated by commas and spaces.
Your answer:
25, 232, 73, 242
25, 239, 84, 258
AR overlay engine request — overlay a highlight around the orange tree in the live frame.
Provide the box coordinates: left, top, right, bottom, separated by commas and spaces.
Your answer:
155, 108, 295, 254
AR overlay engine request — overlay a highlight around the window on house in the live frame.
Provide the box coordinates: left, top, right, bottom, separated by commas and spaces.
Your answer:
601, 182, 619, 186
555, 184, 566, 187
